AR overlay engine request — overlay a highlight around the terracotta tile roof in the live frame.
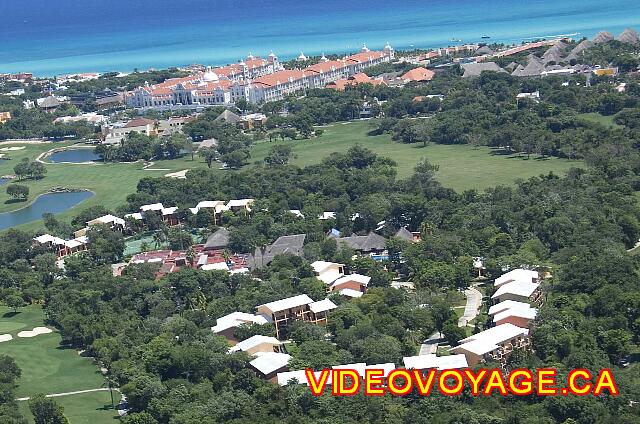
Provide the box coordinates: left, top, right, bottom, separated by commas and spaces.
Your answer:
401, 67, 435, 82
304, 60, 346, 74
326, 73, 384, 91
214, 58, 269, 76
124, 118, 155, 128
252, 70, 306, 87
345, 50, 386, 63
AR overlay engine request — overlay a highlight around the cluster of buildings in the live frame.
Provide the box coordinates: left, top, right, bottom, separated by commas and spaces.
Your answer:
0, 72, 33, 82
32, 199, 254, 260
277, 353, 471, 387
125, 44, 395, 110
449, 269, 541, 366
123, 244, 250, 278
213, 293, 340, 380
461, 28, 639, 79
212, 268, 544, 383
100, 115, 196, 144
32, 233, 89, 258
311, 260, 370, 297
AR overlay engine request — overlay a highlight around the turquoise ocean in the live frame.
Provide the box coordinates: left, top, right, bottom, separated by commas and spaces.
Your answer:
1, 0, 639, 76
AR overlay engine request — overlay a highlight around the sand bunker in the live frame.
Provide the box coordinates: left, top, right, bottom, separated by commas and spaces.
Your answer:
0, 146, 26, 151
164, 169, 188, 179
17, 326, 53, 338
0, 334, 13, 342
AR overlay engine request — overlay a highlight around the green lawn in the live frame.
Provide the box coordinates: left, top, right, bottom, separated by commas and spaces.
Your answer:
0, 142, 211, 232
0, 305, 117, 424
251, 121, 581, 191
0, 121, 581, 233
0, 306, 105, 397
18, 391, 120, 424
578, 112, 620, 128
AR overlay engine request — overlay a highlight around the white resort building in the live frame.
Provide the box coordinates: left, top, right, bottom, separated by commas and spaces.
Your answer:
125, 44, 394, 110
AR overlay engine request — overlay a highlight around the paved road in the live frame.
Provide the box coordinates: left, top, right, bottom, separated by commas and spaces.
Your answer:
458, 287, 482, 327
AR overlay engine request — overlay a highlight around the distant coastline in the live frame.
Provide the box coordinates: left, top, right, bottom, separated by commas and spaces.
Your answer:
0, 0, 639, 76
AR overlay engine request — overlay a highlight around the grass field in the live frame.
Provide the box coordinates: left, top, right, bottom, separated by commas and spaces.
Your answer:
0, 142, 211, 232
0, 120, 582, 233
578, 112, 620, 128
18, 391, 120, 424
250, 121, 581, 191
0, 305, 118, 424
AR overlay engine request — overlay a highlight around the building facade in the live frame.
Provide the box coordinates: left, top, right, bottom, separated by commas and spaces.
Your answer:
125, 45, 394, 110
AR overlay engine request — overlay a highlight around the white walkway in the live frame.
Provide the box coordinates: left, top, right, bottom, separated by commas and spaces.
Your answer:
458, 287, 482, 327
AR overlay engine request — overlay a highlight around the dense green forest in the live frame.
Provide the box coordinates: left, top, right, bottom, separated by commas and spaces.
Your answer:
1, 40, 640, 423
1, 139, 639, 423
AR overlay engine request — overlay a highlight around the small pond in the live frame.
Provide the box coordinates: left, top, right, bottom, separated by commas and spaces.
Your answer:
0, 191, 94, 230
48, 149, 101, 163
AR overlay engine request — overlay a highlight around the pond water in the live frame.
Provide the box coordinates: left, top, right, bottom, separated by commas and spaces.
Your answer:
48, 149, 101, 163
0, 179, 8, 186
0, 191, 94, 230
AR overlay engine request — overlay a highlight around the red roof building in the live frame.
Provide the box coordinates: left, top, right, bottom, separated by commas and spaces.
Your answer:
401, 67, 435, 82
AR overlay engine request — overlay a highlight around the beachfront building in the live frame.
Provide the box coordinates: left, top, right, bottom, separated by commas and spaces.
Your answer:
125, 45, 394, 109
449, 323, 530, 366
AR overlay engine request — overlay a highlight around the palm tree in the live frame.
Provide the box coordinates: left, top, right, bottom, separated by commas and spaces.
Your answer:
152, 232, 164, 249
420, 220, 436, 237
102, 372, 118, 409
140, 241, 150, 252
186, 247, 195, 267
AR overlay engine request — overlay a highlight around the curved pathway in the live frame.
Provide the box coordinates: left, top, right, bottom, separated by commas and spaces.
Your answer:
458, 286, 482, 327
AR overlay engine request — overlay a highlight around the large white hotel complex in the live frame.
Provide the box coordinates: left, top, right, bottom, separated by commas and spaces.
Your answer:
125, 44, 394, 110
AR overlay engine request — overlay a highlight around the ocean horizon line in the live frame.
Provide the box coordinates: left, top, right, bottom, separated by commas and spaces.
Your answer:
0, 28, 623, 78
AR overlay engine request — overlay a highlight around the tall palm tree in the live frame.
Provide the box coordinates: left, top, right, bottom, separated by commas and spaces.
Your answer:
420, 220, 436, 237
186, 247, 195, 267
152, 232, 163, 249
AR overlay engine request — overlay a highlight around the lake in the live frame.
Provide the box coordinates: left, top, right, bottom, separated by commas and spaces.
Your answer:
47, 149, 101, 163
0, 191, 94, 230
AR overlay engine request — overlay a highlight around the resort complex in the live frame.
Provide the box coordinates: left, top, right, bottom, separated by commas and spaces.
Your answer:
124, 44, 394, 109
1, 12, 639, 423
